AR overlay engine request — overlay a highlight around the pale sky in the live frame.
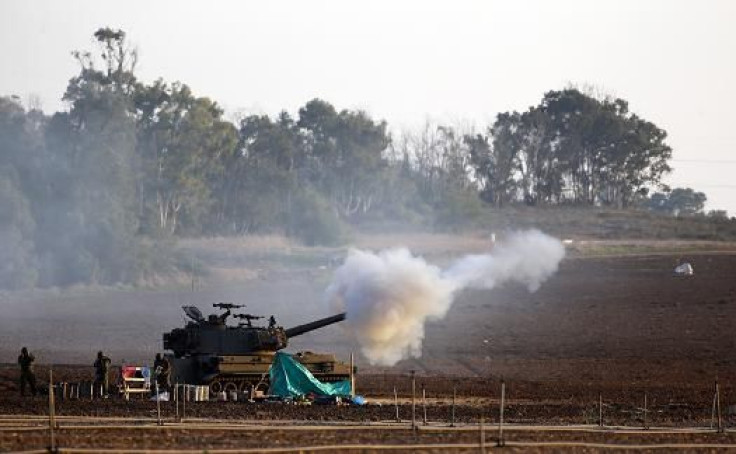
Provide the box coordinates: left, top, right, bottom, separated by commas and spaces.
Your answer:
2, 0, 735, 213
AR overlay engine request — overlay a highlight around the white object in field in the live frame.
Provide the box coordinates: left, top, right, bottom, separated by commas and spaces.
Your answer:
150, 391, 169, 401
562, 239, 574, 244
674, 262, 694, 276
195, 385, 209, 402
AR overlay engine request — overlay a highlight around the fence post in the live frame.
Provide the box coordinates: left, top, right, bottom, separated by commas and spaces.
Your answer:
48, 368, 56, 453
394, 386, 400, 422
422, 385, 427, 425
643, 392, 648, 430
155, 381, 162, 426
411, 370, 416, 430
497, 380, 505, 447
182, 385, 187, 421
175, 383, 179, 422
598, 393, 603, 427
350, 352, 355, 398
451, 385, 456, 427
479, 415, 486, 454
716, 380, 723, 433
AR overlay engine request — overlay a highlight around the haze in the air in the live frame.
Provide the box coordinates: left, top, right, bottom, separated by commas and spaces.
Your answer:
1, 0, 735, 213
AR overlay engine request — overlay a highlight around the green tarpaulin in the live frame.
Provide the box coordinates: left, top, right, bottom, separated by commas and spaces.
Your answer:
269, 352, 351, 398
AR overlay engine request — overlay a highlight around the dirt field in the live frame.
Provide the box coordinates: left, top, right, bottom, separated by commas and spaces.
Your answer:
4, 420, 736, 453
2, 249, 736, 451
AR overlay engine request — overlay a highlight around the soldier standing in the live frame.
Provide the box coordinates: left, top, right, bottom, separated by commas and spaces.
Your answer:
18, 347, 37, 397
93, 351, 111, 397
153, 353, 171, 392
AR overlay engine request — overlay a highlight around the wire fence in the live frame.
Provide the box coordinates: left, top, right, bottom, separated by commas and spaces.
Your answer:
3, 371, 736, 453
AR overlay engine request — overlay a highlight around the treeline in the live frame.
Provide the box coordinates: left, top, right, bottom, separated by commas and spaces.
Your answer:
0, 28, 717, 289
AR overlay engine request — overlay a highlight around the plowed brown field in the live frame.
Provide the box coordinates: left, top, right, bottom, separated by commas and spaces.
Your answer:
2, 252, 736, 451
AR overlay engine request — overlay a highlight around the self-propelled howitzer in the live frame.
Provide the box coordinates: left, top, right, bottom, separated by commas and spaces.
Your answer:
163, 304, 349, 393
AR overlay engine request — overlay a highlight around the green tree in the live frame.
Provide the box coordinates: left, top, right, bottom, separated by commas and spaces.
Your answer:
0, 97, 40, 288
648, 187, 707, 216
466, 113, 522, 206
32, 27, 141, 285
472, 88, 673, 208
298, 99, 390, 219
134, 81, 238, 234
218, 113, 301, 234
539, 89, 672, 206
40, 94, 138, 285
396, 121, 478, 220
0, 170, 38, 289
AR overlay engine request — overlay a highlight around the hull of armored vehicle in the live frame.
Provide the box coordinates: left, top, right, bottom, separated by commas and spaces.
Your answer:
167, 351, 351, 393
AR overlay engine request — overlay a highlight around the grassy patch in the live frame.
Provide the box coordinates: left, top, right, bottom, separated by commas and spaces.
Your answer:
567, 240, 736, 257
166, 208, 736, 287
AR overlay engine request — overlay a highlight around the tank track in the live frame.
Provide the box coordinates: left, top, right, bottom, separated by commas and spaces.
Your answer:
207, 373, 350, 395
206, 375, 268, 395
313, 374, 351, 383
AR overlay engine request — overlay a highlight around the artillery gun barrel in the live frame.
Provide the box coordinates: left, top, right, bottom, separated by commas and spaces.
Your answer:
285, 313, 346, 338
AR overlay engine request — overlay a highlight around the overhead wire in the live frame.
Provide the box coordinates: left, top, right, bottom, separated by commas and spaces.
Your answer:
668, 159, 736, 189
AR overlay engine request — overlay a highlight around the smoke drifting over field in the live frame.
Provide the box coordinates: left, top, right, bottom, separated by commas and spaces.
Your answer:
327, 230, 565, 366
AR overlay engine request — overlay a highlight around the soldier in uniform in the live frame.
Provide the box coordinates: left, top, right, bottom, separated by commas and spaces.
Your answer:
18, 347, 37, 397
93, 351, 111, 397
153, 353, 171, 392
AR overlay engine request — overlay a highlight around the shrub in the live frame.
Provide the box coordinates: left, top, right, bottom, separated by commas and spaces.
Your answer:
290, 189, 348, 246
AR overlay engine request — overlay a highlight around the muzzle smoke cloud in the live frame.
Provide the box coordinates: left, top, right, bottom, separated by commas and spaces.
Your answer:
326, 230, 565, 366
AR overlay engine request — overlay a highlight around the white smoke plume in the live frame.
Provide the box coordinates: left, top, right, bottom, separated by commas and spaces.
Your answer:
326, 230, 565, 366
